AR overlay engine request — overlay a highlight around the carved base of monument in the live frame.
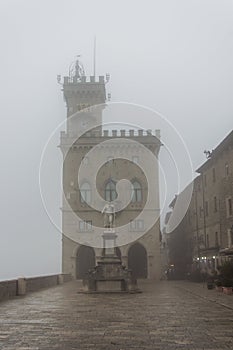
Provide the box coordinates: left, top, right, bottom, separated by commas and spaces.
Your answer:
80, 230, 141, 294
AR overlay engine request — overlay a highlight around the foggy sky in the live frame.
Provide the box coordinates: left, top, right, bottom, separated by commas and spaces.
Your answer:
0, 0, 232, 280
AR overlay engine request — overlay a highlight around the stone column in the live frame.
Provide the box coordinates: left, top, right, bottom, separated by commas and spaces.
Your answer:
17, 278, 26, 296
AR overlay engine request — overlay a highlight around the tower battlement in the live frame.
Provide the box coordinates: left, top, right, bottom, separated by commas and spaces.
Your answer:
63, 75, 105, 85
60, 129, 161, 140
61, 58, 107, 122
102, 129, 161, 139
62, 71, 106, 121
60, 129, 161, 151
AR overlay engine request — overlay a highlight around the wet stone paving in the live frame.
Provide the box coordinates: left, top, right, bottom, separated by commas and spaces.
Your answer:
0, 280, 233, 350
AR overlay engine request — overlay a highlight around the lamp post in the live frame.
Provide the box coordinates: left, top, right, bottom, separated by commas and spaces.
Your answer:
194, 187, 200, 263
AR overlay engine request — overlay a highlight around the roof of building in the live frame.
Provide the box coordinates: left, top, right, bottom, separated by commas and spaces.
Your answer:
168, 195, 178, 209
196, 130, 233, 173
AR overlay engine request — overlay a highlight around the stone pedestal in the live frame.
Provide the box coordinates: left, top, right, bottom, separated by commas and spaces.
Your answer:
82, 230, 141, 293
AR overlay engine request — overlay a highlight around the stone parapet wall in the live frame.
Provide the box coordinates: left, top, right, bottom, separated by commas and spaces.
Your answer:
0, 274, 72, 302
0, 279, 18, 300
26, 275, 60, 293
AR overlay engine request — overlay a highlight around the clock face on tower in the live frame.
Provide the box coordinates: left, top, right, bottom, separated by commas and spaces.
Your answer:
79, 114, 97, 132
81, 120, 89, 129
69, 107, 100, 134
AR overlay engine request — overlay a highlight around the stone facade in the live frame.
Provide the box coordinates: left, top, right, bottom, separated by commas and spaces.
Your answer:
166, 130, 233, 272
60, 61, 161, 280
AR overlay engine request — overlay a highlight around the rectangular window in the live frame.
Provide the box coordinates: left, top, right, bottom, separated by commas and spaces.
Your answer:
86, 220, 92, 231
199, 206, 203, 218
226, 197, 232, 217
204, 174, 207, 187
137, 220, 144, 230
205, 201, 209, 216
225, 163, 229, 176
212, 168, 216, 182
206, 234, 209, 248
199, 234, 204, 244
215, 232, 219, 247
130, 219, 144, 231
188, 209, 191, 224
79, 220, 92, 232
227, 228, 233, 247
229, 198, 232, 216
214, 196, 218, 212
80, 183, 91, 204
79, 221, 85, 231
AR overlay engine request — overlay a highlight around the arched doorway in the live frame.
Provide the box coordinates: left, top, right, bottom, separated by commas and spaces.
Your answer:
76, 245, 95, 279
128, 243, 148, 278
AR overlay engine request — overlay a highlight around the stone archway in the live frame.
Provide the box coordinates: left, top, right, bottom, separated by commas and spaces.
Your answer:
128, 243, 148, 278
76, 245, 95, 279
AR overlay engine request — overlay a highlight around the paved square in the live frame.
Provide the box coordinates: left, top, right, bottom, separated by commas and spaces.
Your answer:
0, 280, 233, 349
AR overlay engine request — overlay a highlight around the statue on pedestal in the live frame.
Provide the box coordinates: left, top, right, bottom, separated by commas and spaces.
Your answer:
80, 202, 140, 293
102, 202, 115, 229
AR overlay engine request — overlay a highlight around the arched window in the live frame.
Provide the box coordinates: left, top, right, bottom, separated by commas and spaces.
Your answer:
105, 180, 117, 202
131, 181, 142, 202
80, 182, 91, 204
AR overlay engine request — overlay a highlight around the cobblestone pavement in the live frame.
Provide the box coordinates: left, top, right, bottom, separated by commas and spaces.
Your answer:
0, 280, 233, 350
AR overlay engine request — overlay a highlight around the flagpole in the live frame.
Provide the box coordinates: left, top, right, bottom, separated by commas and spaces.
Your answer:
93, 36, 96, 77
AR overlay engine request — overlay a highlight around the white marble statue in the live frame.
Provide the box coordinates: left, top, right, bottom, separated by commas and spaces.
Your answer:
102, 203, 115, 228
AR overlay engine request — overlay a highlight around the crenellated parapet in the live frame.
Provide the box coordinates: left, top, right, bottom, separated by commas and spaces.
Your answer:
60, 129, 160, 140
59, 129, 161, 154
63, 76, 106, 101
102, 129, 161, 139
61, 129, 160, 142
63, 75, 106, 85
63, 75, 106, 118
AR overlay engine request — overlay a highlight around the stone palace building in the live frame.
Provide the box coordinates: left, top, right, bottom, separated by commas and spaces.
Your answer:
59, 59, 162, 280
